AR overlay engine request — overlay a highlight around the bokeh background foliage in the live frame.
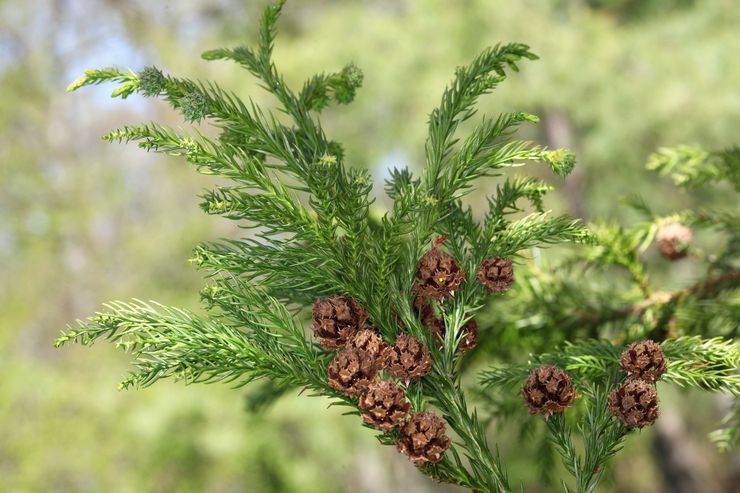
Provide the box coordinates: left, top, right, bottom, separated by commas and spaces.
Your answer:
1, 0, 738, 491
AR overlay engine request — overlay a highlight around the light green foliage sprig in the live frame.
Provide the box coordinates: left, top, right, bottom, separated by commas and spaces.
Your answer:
647, 145, 740, 190
546, 384, 626, 493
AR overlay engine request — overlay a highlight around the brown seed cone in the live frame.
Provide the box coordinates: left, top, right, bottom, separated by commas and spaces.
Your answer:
521, 365, 576, 418
656, 223, 693, 260
396, 412, 450, 465
477, 257, 514, 293
458, 320, 478, 352
327, 349, 378, 397
414, 236, 466, 301
347, 329, 387, 365
620, 340, 667, 383
384, 334, 432, 382
608, 379, 659, 429
358, 380, 411, 432
312, 295, 368, 349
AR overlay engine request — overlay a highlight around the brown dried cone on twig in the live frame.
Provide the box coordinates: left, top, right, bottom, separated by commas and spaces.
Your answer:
608, 379, 660, 429
384, 334, 432, 382
358, 380, 411, 432
620, 340, 667, 383
396, 412, 451, 465
312, 295, 368, 349
521, 365, 576, 418
656, 222, 693, 260
414, 236, 466, 301
477, 256, 514, 293
327, 349, 378, 397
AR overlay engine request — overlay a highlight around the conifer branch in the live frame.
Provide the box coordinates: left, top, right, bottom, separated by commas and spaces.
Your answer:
479, 337, 739, 396
54, 296, 332, 393
647, 144, 740, 190
567, 268, 740, 338
60, 1, 738, 490
424, 44, 538, 192
546, 384, 626, 493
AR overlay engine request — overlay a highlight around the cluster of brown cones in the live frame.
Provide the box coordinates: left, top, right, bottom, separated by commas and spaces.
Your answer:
608, 340, 666, 429
413, 236, 515, 353
414, 236, 515, 300
310, 238, 516, 466
520, 340, 666, 430
312, 294, 441, 464
315, 297, 433, 396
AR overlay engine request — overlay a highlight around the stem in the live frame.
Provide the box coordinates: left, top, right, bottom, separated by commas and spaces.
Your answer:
574, 268, 740, 337
427, 373, 511, 493
547, 379, 627, 493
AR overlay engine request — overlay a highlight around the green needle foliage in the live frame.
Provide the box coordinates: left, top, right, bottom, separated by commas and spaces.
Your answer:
58, 2, 738, 492
476, 143, 738, 490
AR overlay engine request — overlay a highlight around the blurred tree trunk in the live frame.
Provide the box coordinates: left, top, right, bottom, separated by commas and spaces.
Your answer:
652, 408, 721, 493
542, 110, 586, 220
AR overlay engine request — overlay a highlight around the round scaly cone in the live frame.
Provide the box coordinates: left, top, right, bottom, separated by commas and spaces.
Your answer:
383, 334, 432, 382
521, 365, 576, 418
396, 411, 451, 465
312, 295, 368, 349
620, 340, 667, 383
656, 222, 693, 260
346, 329, 387, 366
358, 380, 411, 432
477, 256, 514, 293
327, 348, 378, 397
414, 236, 466, 301
608, 379, 660, 429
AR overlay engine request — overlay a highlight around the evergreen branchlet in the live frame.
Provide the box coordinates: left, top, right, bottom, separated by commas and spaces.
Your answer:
59, 2, 738, 492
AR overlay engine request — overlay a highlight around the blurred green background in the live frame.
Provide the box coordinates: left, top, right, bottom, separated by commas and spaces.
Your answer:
1, 0, 738, 491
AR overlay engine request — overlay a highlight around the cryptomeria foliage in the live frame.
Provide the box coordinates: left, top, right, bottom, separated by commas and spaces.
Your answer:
59, 2, 738, 491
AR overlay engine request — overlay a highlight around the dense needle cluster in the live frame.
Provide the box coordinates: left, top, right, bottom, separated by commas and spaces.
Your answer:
313, 293, 444, 463
416, 297, 478, 352
317, 231, 515, 465
313, 244, 456, 464
520, 342, 667, 429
